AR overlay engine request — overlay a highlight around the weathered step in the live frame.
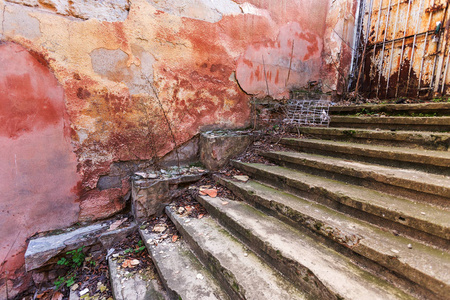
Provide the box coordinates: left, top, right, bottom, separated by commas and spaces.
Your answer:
330, 103, 450, 116
231, 161, 450, 246
140, 230, 229, 300
165, 206, 307, 300
295, 127, 450, 151
329, 116, 450, 131
281, 138, 450, 175
215, 176, 450, 299
194, 193, 416, 300
108, 254, 168, 300
261, 151, 450, 206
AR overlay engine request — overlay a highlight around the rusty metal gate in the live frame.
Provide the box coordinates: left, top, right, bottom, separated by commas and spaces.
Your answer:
352, 0, 450, 99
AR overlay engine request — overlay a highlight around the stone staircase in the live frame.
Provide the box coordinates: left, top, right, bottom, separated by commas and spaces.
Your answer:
136, 103, 450, 300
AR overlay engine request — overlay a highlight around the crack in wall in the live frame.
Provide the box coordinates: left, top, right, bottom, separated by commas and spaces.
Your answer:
1, 4, 6, 38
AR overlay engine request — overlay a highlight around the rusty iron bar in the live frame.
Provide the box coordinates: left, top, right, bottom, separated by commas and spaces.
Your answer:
429, 29, 444, 93
385, 0, 403, 96
405, 0, 425, 95
366, 29, 436, 48
369, 0, 386, 94
355, 0, 375, 94
441, 47, 450, 93
376, 0, 393, 98
417, 0, 435, 96
395, 0, 412, 97
433, 2, 449, 93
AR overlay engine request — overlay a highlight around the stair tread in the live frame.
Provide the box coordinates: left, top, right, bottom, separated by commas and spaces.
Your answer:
331, 116, 450, 124
166, 206, 307, 300
140, 230, 228, 300
232, 161, 450, 240
215, 176, 450, 297
297, 127, 450, 138
196, 193, 416, 300
261, 150, 450, 198
281, 138, 450, 167
108, 255, 168, 300
330, 103, 450, 113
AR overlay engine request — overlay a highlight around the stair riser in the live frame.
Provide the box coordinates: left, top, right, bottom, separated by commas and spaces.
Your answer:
295, 130, 450, 151
330, 104, 450, 116
165, 208, 247, 300
215, 176, 448, 300
194, 194, 339, 300
231, 162, 450, 249
329, 122, 450, 132
281, 141, 450, 176
262, 153, 450, 207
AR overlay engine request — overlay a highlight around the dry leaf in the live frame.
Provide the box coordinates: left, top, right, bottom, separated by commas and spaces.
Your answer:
172, 235, 178, 242
108, 218, 127, 231
199, 189, 218, 198
221, 201, 229, 205
130, 259, 140, 266
198, 214, 204, 219
51, 292, 63, 300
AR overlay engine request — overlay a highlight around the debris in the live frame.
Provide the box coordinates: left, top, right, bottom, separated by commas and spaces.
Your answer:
51, 292, 63, 300
233, 175, 249, 182
198, 214, 204, 219
80, 288, 90, 296
71, 284, 79, 291
108, 218, 127, 231
172, 235, 178, 242
196, 273, 204, 280
407, 244, 413, 249
199, 188, 218, 198
391, 249, 399, 254
221, 201, 229, 205
122, 259, 140, 268
152, 224, 167, 233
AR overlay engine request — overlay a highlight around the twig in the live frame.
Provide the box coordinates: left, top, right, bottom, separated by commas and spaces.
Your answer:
262, 55, 270, 96
285, 40, 295, 87
145, 77, 181, 169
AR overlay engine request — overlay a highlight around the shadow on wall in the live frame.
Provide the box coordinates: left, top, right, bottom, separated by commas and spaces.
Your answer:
0, 41, 80, 298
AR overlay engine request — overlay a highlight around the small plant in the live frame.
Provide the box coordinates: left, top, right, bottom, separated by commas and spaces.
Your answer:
54, 247, 86, 289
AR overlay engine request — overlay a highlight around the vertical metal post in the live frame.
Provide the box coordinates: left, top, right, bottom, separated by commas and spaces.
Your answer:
376, 0, 393, 98
395, 0, 412, 97
417, 0, 435, 96
369, 0, 386, 94
433, 2, 449, 93
405, 0, 425, 95
385, 0, 402, 97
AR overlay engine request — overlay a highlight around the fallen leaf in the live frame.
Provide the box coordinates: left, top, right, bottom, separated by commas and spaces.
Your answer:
199, 189, 218, 198
172, 235, 178, 242
51, 292, 63, 300
122, 259, 133, 268
130, 259, 140, 266
108, 218, 127, 231
198, 214, 204, 219
221, 201, 229, 205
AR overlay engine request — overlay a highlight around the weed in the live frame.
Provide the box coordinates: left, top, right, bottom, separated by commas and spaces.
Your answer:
54, 247, 86, 289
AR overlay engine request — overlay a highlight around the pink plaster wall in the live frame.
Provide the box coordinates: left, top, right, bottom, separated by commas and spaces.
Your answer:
0, 42, 80, 294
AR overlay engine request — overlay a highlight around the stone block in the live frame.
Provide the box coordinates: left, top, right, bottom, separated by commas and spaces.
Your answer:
132, 180, 170, 221
200, 131, 253, 170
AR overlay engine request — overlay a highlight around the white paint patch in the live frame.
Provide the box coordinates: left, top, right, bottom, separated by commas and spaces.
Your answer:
147, 0, 241, 23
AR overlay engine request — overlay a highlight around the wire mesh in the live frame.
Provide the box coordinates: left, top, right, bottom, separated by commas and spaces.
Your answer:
283, 99, 331, 127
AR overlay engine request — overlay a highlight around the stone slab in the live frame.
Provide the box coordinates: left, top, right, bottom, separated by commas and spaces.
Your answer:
108, 255, 167, 300
166, 206, 307, 300
140, 230, 228, 300
195, 193, 415, 300
232, 161, 450, 241
199, 132, 252, 170
215, 175, 450, 298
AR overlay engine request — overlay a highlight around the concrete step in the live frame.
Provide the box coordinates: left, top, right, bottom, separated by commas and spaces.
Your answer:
329, 116, 450, 131
261, 151, 450, 207
194, 193, 417, 300
139, 230, 229, 300
165, 206, 307, 300
280, 138, 450, 175
230, 161, 450, 248
330, 103, 450, 116
295, 127, 450, 151
213, 176, 450, 299
108, 254, 169, 300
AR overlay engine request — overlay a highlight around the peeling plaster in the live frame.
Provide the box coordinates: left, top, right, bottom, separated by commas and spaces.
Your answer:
3, 3, 41, 40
